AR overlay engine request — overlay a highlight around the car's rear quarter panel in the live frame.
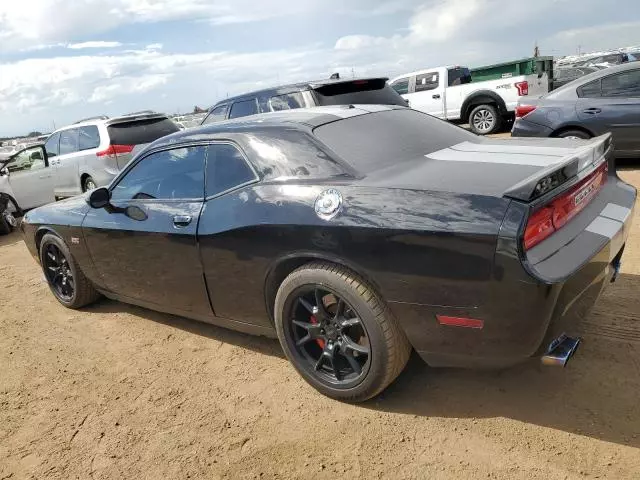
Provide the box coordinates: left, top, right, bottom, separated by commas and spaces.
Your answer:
197, 182, 510, 341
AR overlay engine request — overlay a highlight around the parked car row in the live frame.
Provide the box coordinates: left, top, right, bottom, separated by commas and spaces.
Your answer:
0, 112, 179, 213
512, 62, 640, 158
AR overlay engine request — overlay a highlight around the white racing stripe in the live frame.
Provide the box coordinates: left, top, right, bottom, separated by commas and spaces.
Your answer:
600, 203, 631, 223
426, 142, 567, 167
585, 203, 631, 240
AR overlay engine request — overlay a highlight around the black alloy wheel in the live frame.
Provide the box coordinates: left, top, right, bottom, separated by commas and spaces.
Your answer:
286, 286, 371, 387
43, 243, 75, 301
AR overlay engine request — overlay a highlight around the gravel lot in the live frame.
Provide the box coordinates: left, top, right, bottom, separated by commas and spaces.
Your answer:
1, 168, 639, 480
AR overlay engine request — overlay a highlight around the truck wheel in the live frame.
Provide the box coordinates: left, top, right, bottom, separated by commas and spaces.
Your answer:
274, 262, 412, 402
469, 104, 502, 135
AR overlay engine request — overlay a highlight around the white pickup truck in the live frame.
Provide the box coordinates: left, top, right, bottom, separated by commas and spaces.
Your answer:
389, 66, 550, 135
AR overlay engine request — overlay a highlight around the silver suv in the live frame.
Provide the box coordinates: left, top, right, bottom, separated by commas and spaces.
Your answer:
43, 112, 179, 198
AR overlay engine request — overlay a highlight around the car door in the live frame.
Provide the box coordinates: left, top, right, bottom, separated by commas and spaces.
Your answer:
576, 68, 640, 156
404, 72, 445, 118
82, 145, 212, 318
3, 145, 55, 209
53, 128, 82, 197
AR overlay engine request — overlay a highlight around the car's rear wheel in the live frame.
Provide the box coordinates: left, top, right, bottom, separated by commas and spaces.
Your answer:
40, 233, 101, 308
0, 213, 13, 235
469, 104, 502, 135
83, 176, 97, 192
274, 262, 411, 402
556, 129, 591, 140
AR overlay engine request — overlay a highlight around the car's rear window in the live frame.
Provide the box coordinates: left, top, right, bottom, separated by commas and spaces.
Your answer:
313, 79, 407, 107
313, 109, 475, 173
107, 118, 179, 145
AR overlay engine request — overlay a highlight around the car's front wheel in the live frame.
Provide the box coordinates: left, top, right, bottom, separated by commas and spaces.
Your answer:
274, 262, 411, 402
40, 233, 102, 308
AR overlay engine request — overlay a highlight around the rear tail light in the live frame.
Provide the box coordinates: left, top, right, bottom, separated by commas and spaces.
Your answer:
515, 81, 529, 96
515, 104, 537, 118
96, 144, 134, 158
524, 161, 608, 250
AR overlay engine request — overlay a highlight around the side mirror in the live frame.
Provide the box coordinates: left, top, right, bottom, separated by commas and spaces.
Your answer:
0, 167, 8, 176
88, 187, 111, 209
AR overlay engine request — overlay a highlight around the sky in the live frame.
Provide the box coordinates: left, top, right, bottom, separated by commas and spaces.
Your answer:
0, 0, 639, 136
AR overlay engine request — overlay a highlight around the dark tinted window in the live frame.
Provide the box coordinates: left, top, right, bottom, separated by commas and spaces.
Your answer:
107, 117, 179, 146
314, 109, 476, 173
78, 125, 100, 151
206, 144, 256, 197
313, 79, 407, 106
578, 79, 601, 98
391, 78, 409, 95
601, 70, 640, 97
111, 146, 206, 201
202, 105, 228, 125
415, 72, 439, 92
269, 92, 305, 111
59, 129, 79, 155
44, 133, 60, 158
229, 99, 259, 119
243, 130, 347, 181
447, 68, 472, 86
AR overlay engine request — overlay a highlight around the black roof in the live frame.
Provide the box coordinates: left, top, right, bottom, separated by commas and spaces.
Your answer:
207, 77, 389, 111
149, 105, 403, 150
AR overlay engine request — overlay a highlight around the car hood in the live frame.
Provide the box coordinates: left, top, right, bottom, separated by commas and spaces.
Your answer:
360, 136, 609, 199
23, 194, 91, 226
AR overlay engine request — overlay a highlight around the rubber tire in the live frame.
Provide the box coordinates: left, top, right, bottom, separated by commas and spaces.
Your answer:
468, 104, 503, 135
0, 214, 11, 235
274, 262, 412, 402
83, 176, 96, 192
556, 130, 591, 140
39, 233, 102, 309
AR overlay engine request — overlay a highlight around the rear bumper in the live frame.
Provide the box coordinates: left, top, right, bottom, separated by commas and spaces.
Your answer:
393, 175, 636, 369
511, 118, 553, 137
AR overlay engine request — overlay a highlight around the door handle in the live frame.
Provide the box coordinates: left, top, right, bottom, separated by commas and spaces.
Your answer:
172, 215, 192, 228
38, 174, 53, 179
583, 107, 602, 114
432, 94, 441, 99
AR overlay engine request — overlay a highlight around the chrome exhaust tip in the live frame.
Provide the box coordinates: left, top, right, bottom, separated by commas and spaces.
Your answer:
541, 334, 581, 367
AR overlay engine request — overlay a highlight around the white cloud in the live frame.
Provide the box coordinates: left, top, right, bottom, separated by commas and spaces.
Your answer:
68, 41, 123, 49
409, 0, 484, 42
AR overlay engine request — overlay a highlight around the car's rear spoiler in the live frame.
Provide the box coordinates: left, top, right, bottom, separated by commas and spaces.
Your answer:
106, 113, 169, 125
504, 133, 613, 202
308, 77, 390, 89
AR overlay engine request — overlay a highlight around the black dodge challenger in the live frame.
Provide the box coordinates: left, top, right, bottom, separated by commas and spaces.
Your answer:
21, 105, 635, 402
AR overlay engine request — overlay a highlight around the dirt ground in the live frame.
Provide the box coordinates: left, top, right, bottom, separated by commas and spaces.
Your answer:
1, 168, 640, 480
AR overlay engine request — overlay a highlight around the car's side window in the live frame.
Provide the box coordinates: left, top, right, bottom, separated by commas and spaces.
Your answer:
45, 132, 60, 158
269, 93, 305, 111
415, 72, 439, 92
6, 147, 47, 173
202, 105, 228, 125
578, 79, 602, 98
228, 99, 259, 119
59, 129, 79, 155
206, 143, 257, 197
78, 126, 100, 151
601, 70, 640, 98
390, 78, 410, 95
111, 146, 207, 201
